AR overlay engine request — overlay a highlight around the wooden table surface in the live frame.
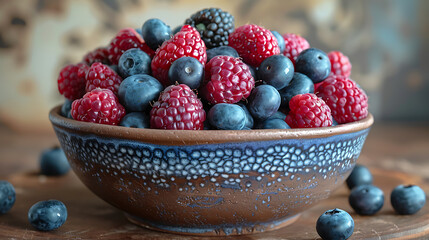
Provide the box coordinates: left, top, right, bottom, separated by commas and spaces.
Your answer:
1, 122, 429, 239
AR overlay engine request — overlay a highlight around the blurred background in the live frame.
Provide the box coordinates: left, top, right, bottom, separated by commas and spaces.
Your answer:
0, 0, 428, 132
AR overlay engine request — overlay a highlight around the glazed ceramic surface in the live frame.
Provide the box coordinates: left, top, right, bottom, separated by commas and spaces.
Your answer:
49, 106, 373, 236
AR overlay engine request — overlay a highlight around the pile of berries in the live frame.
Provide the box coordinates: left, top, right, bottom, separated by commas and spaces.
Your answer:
57, 7, 368, 130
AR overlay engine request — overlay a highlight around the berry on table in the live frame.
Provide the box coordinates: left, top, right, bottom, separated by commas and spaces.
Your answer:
118, 74, 163, 112
85, 62, 123, 95
119, 112, 150, 129
28, 200, 67, 231
206, 46, 239, 62
286, 93, 332, 128
278, 72, 314, 110
151, 25, 207, 86
346, 164, 373, 190
168, 57, 204, 89
0, 181, 15, 214
202, 55, 255, 104
228, 24, 280, 67
83, 47, 110, 66
282, 33, 310, 66
141, 18, 172, 51
349, 185, 384, 215
391, 184, 426, 215
328, 51, 352, 77
150, 84, 206, 130
316, 208, 354, 240
271, 31, 285, 53
257, 54, 294, 90
295, 48, 331, 83
316, 75, 368, 124
71, 88, 126, 125
208, 103, 246, 130
118, 48, 151, 78
185, 8, 235, 49
247, 85, 281, 121
40, 147, 70, 176
57, 63, 89, 100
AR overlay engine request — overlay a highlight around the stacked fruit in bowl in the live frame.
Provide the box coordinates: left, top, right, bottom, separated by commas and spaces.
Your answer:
57, 8, 368, 130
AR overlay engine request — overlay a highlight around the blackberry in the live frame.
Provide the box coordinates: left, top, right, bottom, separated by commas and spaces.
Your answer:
185, 8, 234, 49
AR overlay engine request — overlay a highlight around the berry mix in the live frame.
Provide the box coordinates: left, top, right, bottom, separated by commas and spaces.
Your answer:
56, 7, 368, 130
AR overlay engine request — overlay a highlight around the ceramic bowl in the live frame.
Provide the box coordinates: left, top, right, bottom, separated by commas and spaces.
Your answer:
49, 106, 373, 236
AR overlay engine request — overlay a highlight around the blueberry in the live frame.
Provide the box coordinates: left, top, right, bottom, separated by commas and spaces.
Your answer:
168, 57, 203, 89
256, 118, 290, 129
278, 72, 314, 109
295, 48, 331, 83
271, 30, 285, 53
40, 147, 70, 176
142, 18, 172, 51
108, 65, 119, 74
119, 112, 149, 128
237, 102, 254, 129
391, 184, 426, 215
258, 55, 294, 90
346, 164, 373, 190
206, 46, 239, 62
118, 74, 163, 112
316, 208, 354, 240
267, 111, 287, 121
172, 25, 182, 35
135, 28, 142, 36
28, 200, 67, 231
247, 85, 281, 121
0, 181, 15, 214
208, 103, 246, 130
118, 48, 151, 78
332, 118, 339, 126
247, 64, 257, 80
349, 185, 384, 215
61, 99, 73, 119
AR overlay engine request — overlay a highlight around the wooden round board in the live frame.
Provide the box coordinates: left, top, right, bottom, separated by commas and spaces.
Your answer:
1, 168, 428, 239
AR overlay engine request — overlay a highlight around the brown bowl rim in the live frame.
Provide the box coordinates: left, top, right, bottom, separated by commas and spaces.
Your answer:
49, 106, 373, 145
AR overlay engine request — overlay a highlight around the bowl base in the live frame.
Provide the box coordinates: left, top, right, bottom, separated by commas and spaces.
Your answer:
125, 213, 301, 236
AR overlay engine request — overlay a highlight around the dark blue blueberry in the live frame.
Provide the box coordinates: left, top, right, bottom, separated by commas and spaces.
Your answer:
295, 48, 331, 83
237, 102, 254, 129
118, 74, 163, 112
267, 111, 287, 121
391, 184, 426, 215
172, 25, 183, 35
349, 185, 384, 215
346, 164, 373, 190
28, 200, 67, 231
142, 18, 172, 51
108, 65, 119, 74
247, 85, 281, 121
168, 57, 203, 89
332, 118, 339, 126
206, 46, 239, 62
271, 30, 285, 53
316, 208, 354, 240
119, 112, 149, 129
118, 48, 151, 78
40, 147, 70, 176
0, 181, 15, 214
278, 72, 314, 109
258, 55, 294, 90
247, 64, 257, 81
61, 99, 73, 119
208, 103, 246, 130
256, 118, 290, 129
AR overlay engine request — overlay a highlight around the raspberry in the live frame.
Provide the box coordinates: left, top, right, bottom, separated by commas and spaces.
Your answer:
286, 93, 333, 128
316, 75, 368, 124
83, 47, 110, 66
151, 25, 207, 86
328, 51, 352, 77
107, 28, 154, 65
85, 62, 123, 95
150, 84, 206, 130
185, 8, 235, 49
228, 24, 280, 67
57, 63, 89, 100
202, 56, 254, 104
71, 88, 126, 125
282, 33, 310, 65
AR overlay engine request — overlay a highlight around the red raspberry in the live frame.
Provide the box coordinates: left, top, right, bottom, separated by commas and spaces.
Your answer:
57, 63, 89, 100
286, 93, 333, 128
151, 25, 207, 86
282, 33, 310, 65
228, 24, 280, 67
71, 88, 126, 125
85, 62, 122, 95
83, 47, 110, 66
150, 84, 206, 130
202, 56, 255, 104
328, 51, 352, 77
107, 28, 155, 65
316, 75, 368, 124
